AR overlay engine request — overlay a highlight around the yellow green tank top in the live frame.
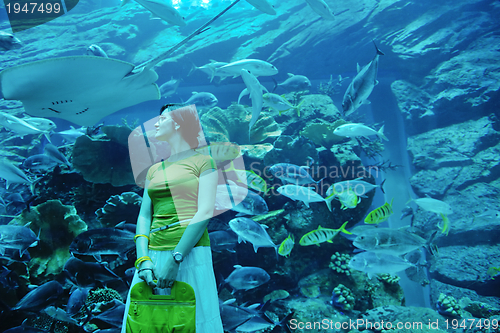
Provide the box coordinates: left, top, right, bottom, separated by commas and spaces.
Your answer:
146, 152, 216, 250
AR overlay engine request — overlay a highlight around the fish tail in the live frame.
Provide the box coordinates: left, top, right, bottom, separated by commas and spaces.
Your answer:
379, 179, 386, 194
272, 77, 278, 93
338, 221, 352, 235
378, 125, 389, 141
373, 40, 385, 56
295, 99, 306, 117
439, 213, 450, 236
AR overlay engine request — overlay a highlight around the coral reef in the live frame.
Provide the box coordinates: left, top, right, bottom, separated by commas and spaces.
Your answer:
72, 125, 136, 186
264, 135, 318, 167
200, 104, 281, 145
95, 191, 142, 227
331, 284, 355, 311
329, 252, 351, 276
298, 269, 333, 298
299, 119, 347, 149
11, 200, 87, 279
86, 287, 123, 311
436, 293, 462, 317
379, 274, 401, 285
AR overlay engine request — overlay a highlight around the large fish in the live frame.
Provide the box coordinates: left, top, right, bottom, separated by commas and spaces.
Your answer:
159, 77, 181, 98
342, 42, 384, 117
184, 92, 218, 110
275, 73, 311, 92
352, 227, 433, 256
334, 123, 388, 141
348, 251, 415, 279
228, 217, 278, 256
232, 189, 269, 216
216, 59, 278, 78
69, 228, 135, 261
224, 265, 270, 291
269, 163, 318, 185
64, 257, 124, 287
0, 225, 39, 256
12, 280, 63, 311
209, 230, 238, 253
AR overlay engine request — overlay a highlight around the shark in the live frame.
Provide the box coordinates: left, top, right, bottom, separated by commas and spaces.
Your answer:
0, 0, 243, 127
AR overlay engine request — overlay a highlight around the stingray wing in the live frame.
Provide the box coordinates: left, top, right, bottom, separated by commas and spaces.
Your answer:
0, 56, 160, 126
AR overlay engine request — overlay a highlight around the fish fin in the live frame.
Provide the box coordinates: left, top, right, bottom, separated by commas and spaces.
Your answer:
378, 125, 389, 141
303, 201, 310, 208
356, 63, 361, 73
287, 73, 294, 77
373, 40, 385, 56
362, 100, 371, 105
375, 80, 379, 85
253, 244, 259, 253
379, 179, 386, 194
338, 221, 352, 235
93, 254, 102, 262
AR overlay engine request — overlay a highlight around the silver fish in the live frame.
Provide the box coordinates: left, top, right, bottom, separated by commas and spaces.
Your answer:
348, 252, 415, 279
276, 73, 311, 92
0, 31, 22, 51
0, 225, 39, 256
224, 265, 270, 291
86, 44, 108, 58
228, 217, 278, 255
352, 227, 430, 256
342, 42, 384, 117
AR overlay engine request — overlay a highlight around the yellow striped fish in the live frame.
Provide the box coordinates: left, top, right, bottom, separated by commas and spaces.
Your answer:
278, 234, 295, 257
364, 198, 394, 224
299, 221, 351, 246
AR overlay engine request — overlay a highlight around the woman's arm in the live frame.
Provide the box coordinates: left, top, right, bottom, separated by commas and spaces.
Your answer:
174, 168, 218, 257
155, 168, 218, 289
135, 179, 155, 287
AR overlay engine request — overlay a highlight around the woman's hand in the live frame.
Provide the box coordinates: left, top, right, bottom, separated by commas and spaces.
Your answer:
138, 261, 156, 288
154, 254, 180, 289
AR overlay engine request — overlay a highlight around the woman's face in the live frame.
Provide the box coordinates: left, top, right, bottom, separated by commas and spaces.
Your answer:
154, 112, 176, 141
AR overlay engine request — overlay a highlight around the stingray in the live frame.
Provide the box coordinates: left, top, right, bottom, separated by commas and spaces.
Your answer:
0, 0, 242, 127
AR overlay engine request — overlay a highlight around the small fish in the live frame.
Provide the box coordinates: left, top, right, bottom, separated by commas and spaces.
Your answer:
348, 252, 415, 279
343, 42, 384, 117
69, 228, 134, 261
224, 265, 270, 291
184, 92, 218, 110
334, 123, 388, 141
0, 111, 51, 140
216, 59, 278, 78
409, 196, 453, 235
189, 60, 228, 81
278, 234, 294, 257
245, 0, 276, 15
209, 230, 238, 253
0, 159, 36, 193
336, 190, 360, 210
52, 126, 86, 143
0, 31, 22, 51
419, 109, 435, 118
275, 73, 311, 92
86, 44, 108, 57
269, 163, 318, 185
262, 93, 302, 116
233, 189, 269, 216
364, 198, 394, 224
44, 143, 71, 168
222, 164, 267, 193
44, 306, 79, 325
195, 142, 242, 165
299, 221, 351, 246
487, 266, 500, 280
122, 0, 186, 26
229, 217, 278, 256
22, 116, 57, 132
159, 77, 181, 98
23, 154, 58, 172
304, 0, 335, 20
474, 209, 500, 222
277, 184, 330, 211
240, 69, 267, 140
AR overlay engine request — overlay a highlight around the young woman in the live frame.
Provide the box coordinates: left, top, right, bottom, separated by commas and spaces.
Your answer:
121, 104, 222, 332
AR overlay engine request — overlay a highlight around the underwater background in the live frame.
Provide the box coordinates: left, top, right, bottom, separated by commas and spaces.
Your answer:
0, 0, 499, 332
